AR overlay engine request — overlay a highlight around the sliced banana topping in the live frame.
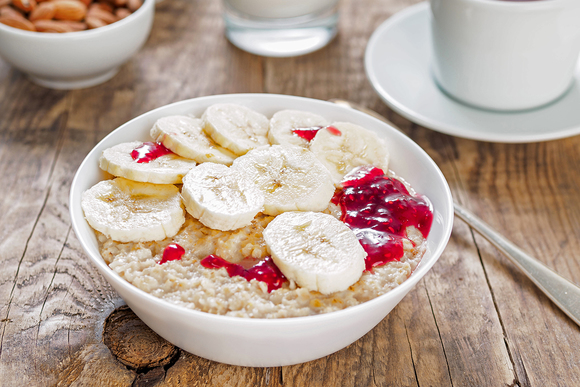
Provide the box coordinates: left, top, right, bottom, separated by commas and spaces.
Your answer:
181, 163, 264, 231
263, 212, 366, 294
202, 103, 270, 156
81, 177, 185, 243
99, 141, 197, 185
232, 145, 335, 216
309, 122, 390, 186
267, 110, 329, 148
150, 115, 236, 165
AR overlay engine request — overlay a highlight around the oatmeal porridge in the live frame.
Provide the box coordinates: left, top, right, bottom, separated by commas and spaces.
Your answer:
82, 105, 433, 318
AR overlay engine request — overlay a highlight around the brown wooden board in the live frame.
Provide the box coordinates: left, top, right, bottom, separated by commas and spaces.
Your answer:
1, 0, 579, 385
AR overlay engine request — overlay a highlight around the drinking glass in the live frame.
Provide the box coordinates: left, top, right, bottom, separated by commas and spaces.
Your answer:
223, 0, 339, 57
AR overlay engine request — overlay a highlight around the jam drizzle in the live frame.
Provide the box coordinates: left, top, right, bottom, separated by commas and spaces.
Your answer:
326, 125, 342, 136
292, 125, 342, 142
292, 126, 324, 141
159, 243, 185, 265
200, 255, 287, 292
332, 166, 433, 271
131, 142, 173, 163
163, 167, 432, 283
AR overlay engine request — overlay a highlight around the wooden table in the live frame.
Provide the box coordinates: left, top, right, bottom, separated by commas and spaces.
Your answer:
2, 0, 580, 385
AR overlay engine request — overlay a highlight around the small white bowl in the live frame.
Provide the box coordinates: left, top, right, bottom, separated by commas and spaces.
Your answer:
0, 0, 154, 90
70, 94, 454, 367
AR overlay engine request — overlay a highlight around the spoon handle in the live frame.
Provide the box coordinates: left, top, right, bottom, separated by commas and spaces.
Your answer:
454, 202, 580, 326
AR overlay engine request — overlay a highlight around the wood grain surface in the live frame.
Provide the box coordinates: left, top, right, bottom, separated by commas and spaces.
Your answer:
1, 0, 579, 386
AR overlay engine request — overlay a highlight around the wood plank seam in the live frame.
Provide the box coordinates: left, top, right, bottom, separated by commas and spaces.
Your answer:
510, 347, 531, 387
469, 227, 521, 386
65, 276, 74, 361
404, 324, 420, 387
35, 226, 72, 341
423, 281, 454, 387
370, 331, 378, 387
442, 136, 521, 386
0, 184, 52, 358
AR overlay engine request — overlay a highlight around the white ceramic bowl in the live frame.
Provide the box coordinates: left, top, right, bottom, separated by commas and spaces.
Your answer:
0, 0, 154, 89
70, 94, 454, 367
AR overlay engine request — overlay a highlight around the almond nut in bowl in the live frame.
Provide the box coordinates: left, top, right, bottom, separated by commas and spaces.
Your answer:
0, 0, 153, 89
70, 94, 454, 367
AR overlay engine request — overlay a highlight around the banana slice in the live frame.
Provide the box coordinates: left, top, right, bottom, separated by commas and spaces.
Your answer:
202, 103, 270, 156
181, 163, 264, 231
232, 145, 335, 216
263, 211, 366, 294
81, 177, 185, 243
309, 122, 390, 186
150, 116, 236, 165
267, 110, 329, 148
99, 141, 197, 184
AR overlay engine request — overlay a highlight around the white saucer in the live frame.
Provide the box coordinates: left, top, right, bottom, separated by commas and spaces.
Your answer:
364, 2, 580, 143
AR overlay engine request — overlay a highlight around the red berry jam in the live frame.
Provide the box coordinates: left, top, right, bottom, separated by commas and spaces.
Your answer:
200, 255, 287, 292
292, 125, 341, 142
159, 243, 185, 265
292, 126, 324, 142
332, 166, 433, 271
326, 125, 342, 136
131, 142, 172, 163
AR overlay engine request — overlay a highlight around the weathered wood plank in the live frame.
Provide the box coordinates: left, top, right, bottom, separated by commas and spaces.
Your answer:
1, 0, 579, 385
160, 353, 276, 387
0, 85, 71, 369
452, 138, 580, 386
0, 79, 132, 385
398, 282, 453, 387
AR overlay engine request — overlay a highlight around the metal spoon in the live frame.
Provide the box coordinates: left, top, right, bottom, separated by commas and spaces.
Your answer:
331, 98, 580, 326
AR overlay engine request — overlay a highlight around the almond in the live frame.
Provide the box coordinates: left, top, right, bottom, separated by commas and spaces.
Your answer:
0, 14, 35, 30
126, 0, 139, 12
113, 0, 125, 7
77, 0, 91, 5
33, 18, 73, 31
85, 14, 104, 28
86, 5, 115, 23
60, 19, 85, 30
114, 6, 129, 19
88, 1, 110, 12
29, 1, 55, 20
12, 0, 36, 12
52, 0, 86, 21
1, 5, 23, 17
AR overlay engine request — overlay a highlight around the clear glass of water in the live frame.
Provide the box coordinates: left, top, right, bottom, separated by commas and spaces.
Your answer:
223, 0, 339, 57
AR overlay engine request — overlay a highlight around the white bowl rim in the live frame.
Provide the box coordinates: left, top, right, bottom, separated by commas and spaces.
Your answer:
70, 93, 454, 327
0, 0, 153, 38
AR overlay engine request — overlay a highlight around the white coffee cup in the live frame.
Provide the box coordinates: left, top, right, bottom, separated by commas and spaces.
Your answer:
430, 0, 580, 111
